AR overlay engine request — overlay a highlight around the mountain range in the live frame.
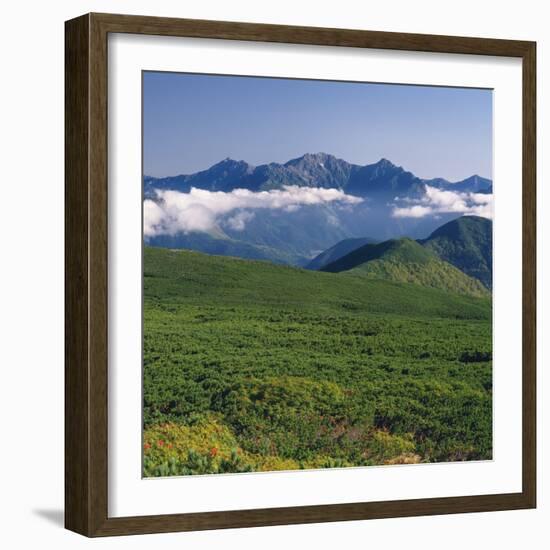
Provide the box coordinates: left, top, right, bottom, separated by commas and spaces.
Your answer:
144, 153, 493, 290
145, 153, 492, 197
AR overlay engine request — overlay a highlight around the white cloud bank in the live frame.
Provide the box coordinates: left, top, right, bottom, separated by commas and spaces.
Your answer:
144, 185, 362, 237
392, 185, 493, 219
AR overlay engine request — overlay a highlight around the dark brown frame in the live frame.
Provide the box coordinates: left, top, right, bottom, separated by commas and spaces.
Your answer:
65, 12, 537, 537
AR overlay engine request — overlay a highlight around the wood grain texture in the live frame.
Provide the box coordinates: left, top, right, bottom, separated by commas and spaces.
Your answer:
92, 12, 533, 56
521, 42, 537, 508
65, 13, 91, 535
64, 12, 537, 537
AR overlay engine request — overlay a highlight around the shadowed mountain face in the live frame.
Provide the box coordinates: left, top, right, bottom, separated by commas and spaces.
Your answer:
305, 237, 378, 270
144, 153, 492, 263
420, 216, 493, 289
321, 238, 489, 298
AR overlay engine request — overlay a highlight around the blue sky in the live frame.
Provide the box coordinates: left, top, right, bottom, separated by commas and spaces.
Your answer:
143, 71, 492, 181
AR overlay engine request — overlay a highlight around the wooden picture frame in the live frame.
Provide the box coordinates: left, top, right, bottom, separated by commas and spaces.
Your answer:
65, 12, 536, 537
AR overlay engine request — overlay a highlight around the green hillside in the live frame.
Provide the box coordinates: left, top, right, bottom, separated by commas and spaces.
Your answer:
144, 246, 491, 319
143, 247, 492, 476
322, 238, 489, 298
420, 216, 492, 289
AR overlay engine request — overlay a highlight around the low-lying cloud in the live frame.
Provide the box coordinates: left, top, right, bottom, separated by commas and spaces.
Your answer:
392, 185, 493, 219
144, 185, 363, 237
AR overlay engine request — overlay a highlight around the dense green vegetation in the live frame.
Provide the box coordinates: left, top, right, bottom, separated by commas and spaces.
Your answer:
321, 238, 489, 298
421, 215, 492, 289
143, 247, 492, 476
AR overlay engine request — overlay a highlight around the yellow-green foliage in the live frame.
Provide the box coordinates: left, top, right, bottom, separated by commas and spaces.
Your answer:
253, 455, 301, 472
144, 415, 239, 462
350, 257, 489, 298
143, 416, 255, 476
365, 430, 416, 463
143, 418, 423, 475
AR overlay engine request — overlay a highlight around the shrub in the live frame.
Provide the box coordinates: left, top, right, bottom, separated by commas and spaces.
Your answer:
211, 376, 375, 461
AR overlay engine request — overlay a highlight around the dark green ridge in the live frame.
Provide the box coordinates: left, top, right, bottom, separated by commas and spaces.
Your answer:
321, 237, 489, 298
420, 215, 492, 289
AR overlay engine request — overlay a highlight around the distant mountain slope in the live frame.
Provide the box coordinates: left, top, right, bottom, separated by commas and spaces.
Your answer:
222, 204, 351, 260
423, 174, 493, 194
321, 238, 489, 298
305, 237, 377, 270
147, 232, 305, 265
420, 216, 492, 289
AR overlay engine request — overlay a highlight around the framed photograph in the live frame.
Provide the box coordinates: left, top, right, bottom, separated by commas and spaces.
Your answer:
65, 13, 536, 537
